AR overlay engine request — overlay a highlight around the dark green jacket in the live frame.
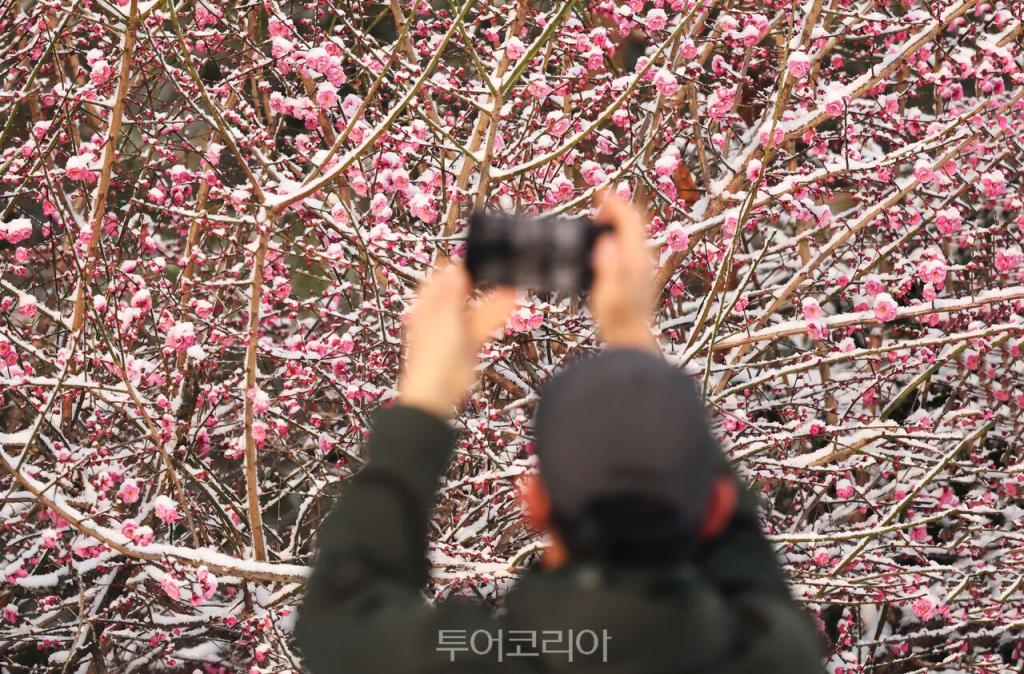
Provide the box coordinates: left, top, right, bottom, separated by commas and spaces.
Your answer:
297, 406, 824, 673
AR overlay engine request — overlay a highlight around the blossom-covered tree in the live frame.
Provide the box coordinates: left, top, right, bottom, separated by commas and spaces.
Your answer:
1, 0, 1023, 671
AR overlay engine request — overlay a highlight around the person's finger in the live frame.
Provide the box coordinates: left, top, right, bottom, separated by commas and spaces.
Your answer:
412, 264, 470, 316
592, 234, 620, 276
592, 234, 629, 299
594, 189, 647, 254
468, 287, 518, 347
430, 264, 472, 299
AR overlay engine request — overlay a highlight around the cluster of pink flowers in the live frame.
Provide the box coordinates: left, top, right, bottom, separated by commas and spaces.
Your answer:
121, 521, 155, 546
787, 51, 811, 79
64, 154, 98, 183
508, 306, 544, 333
152, 495, 181, 524
164, 321, 196, 353
0, 218, 33, 246
872, 293, 899, 323
995, 247, 1023, 273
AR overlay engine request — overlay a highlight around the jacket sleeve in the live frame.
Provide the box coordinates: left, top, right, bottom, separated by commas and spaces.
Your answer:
296, 405, 517, 674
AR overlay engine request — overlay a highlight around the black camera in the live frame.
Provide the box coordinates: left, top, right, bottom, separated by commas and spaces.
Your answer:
465, 212, 612, 293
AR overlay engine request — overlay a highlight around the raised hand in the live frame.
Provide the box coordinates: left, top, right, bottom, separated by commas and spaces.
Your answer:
590, 191, 659, 354
398, 265, 517, 418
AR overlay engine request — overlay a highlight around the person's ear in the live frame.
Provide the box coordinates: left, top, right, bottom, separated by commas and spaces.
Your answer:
699, 476, 738, 541
518, 473, 552, 532
518, 474, 571, 569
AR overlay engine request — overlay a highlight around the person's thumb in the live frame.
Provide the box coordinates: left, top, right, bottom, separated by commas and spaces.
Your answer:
593, 234, 622, 280
468, 287, 518, 348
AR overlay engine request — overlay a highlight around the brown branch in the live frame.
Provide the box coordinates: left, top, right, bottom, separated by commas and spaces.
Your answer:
62, 0, 140, 423
242, 212, 271, 561
0, 447, 306, 583
712, 285, 1024, 351
440, 0, 531, 237
828, 419, 994, 577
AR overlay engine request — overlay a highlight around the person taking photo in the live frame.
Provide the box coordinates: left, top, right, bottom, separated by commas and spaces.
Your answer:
297, 193, 824, 673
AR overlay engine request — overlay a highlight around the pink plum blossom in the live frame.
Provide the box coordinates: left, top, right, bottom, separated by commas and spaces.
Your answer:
160, 576, 182, 601
165, 322, 196, 353
935, 207, 962, 235
1, 218, 33, 245
645, 9, 668, 31
32, 120, 51, 139
118, 478, 140, 504
315, 83, 338, 108
370, 194, 392, 221
132, 526, 154, 546
505, 37, 525, 60
65, 154, 97, 183
666, 226, 689, 252
824, 96, 845, 117
547, 175, 574, 202
913, 159, 934, 183
16, 295, 37, 318
758, 125, 785, 148
509, 307, 543, 333
409, 191, 438, 223
864, 276, 886, 296
873, 293, 898, 322
41, 528, 59, 549
193, 299, 215, 318
338, 332, 356, 353
995, 247, 1023, 272
153, 495, 181, 524
654, 151, 679, 177
980, 169, 1006, 197
787, 52, 811, 79
652, 68, 679, 97
90, 59, 113, 85
194, 4, 222, 27
169, 164, 193, 184
248, 387, 271, 415
131, 288, 152, 312
746, 159, 762, 182
911, 597, 935, 621
801, 297, 824, 322
916, 257, 947, 286
544, 112, 571, 136
580, 160, 607, 186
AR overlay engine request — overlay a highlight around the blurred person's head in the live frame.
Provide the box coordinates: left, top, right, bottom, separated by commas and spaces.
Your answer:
519, 349, 737, 569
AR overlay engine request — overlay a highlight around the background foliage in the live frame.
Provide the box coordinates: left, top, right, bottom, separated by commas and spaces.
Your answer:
2, 0, 1024, 671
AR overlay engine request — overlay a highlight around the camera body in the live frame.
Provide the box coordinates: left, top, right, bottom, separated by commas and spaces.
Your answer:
465, 212, 611, 293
